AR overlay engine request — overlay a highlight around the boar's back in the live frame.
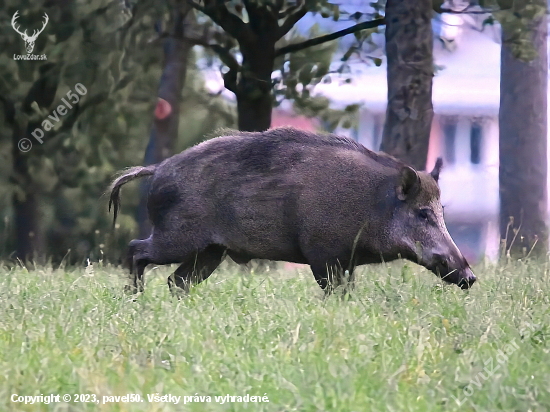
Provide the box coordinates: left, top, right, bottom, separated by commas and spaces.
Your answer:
145, 127, 403, 260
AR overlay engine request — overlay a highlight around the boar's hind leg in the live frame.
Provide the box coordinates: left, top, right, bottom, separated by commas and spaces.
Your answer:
125, 238, 153, 294
167, 245, 226, 294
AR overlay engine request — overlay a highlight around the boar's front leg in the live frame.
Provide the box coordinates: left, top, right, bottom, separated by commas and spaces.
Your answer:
310, 262, 355, 296
167, 244, 226, 295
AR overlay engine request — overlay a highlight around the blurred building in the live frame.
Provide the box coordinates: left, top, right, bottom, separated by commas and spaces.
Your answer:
276, 12, 504, 262
204, 7, 548, 262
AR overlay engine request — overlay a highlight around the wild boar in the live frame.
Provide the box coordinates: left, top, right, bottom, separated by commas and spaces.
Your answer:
109, 127, 476, 294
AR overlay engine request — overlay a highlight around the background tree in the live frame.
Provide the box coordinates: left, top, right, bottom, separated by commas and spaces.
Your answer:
0, 0, 147, 262
137, 1, 195, 238
498, 0, 548, 257
421, 0, 549, 255
379, 0, 434, 171
185, 0, 385, 131
0, 0, 235, 263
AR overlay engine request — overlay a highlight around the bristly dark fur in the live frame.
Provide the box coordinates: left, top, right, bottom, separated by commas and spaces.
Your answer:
108, 126, 475, 295
227, 127, 405, 170
107, 127, 406, 228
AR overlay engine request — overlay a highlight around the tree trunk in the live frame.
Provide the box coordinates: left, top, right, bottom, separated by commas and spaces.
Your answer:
14, 192, 43, 262
235, 39, 275, 132
379, 0, 434, 171
137, 6, 192, 238
8, 63, 59, 262
499, 13, 548, 258
236, 87, 272, 131
12, 122, 45, 263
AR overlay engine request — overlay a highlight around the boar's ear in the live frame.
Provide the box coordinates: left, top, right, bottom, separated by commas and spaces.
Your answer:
430, 157, 443, 183
397, 166, 420, 201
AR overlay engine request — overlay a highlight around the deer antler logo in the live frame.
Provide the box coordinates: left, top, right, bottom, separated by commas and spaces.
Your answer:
11, 11, 49, 54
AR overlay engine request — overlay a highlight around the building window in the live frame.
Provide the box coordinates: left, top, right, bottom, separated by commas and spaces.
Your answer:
351, 126, 359, 142
470, 122, 482, 164
442, 120, 457, 165
446, 223, 483, 263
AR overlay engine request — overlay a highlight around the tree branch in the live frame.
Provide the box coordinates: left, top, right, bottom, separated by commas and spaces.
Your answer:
242, 0, 262, 27
187, 0, 250, 41
222, 69, 238, 94
184, 34, 241, 72
187, 0, 206, 13
439, 8, 492, 14
275, 18, 386, 57
277, 4, 307, 40
278, 3, 300, 19
210, 44, 241, 72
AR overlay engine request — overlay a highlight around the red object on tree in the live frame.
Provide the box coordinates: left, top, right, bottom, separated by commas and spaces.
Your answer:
154, 98, 172, 120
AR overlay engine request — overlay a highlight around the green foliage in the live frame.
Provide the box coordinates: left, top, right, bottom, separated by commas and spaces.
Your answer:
465, 0, 548, 61
0, 0, 235, 262
495, 0, 547, 61
1, 260, 550, 411
271, 21, 366, 131
274, 26, 335, 98
197, 0, 379, 130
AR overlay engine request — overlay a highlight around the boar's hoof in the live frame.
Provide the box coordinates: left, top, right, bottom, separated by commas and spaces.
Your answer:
124, 284, 139, 295
167, 275, 190, 299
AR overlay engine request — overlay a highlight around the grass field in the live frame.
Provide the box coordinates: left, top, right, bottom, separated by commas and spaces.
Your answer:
1, 259, 549, 411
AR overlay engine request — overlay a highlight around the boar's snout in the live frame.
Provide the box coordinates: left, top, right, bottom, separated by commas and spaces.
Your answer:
457, 267, 476, 290
430, 254, 476, 289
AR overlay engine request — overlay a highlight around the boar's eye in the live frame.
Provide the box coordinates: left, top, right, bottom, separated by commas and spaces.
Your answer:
418, 208, 431, 222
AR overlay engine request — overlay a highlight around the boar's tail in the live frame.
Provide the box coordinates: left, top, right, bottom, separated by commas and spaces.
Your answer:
108, 165, 156, 226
